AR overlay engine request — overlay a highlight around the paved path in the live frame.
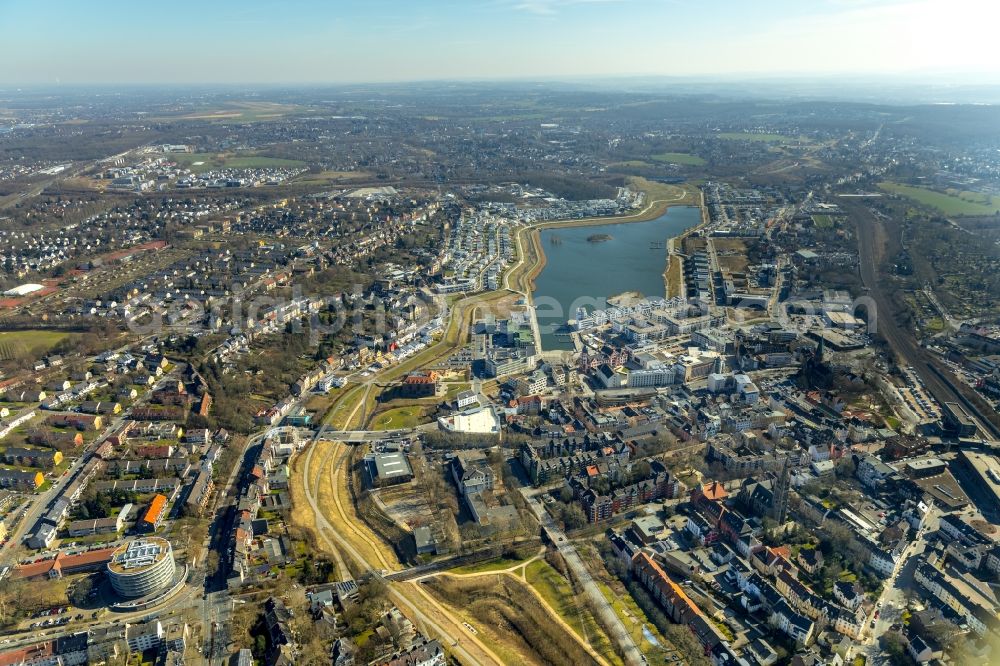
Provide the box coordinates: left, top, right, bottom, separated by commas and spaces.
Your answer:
459, 557, 612, 666
298, 437, 503, 666
859, 506, 939, 660
522, 492, 644, 666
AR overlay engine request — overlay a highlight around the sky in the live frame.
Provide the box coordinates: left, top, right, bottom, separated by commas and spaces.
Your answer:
1, 0, 998, 85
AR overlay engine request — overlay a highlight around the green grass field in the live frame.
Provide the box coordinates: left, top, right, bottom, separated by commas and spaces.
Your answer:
526, 560, 619, 662
608, 160, 653, 169
167, 152, 305, 174
651, 152, 706, 166
627, 176, 701, 206
152, 101, 302, 123
370, 405, 431, 430
450, 554, 532, 575
878, 182, 1000, 216
526, 561, 582, 629
322, 383, 364, 428
0, 330, 72, 362
443, 382, 471, 400
223, 156, 304, 169
292, 169, 371, 185
812, 214, 835, 229
596, 579, 675, 658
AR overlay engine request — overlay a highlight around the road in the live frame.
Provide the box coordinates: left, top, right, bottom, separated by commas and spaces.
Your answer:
0, 452, 89, 568
0, 164, 87, 211
921, 286, 960, 333
412, 548, 613, 666
0, 346, 284, 660
705, 236, 724, 310
200, 427, 273, 663
766, 256, 787, 319
849, 200, 1000, 439
298, 437, 504, 666
293, 194, 711, 662
0, 566, 203, 650
859, 507, 940, 664
521, 492, 644, 666
0, 335, 163, 567
0, 402, 269, 660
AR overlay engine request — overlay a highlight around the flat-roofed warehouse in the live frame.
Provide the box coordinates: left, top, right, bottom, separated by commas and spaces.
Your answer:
956, 449, 1000, 517
942, 402, 978, 438
364, 451, 413, 487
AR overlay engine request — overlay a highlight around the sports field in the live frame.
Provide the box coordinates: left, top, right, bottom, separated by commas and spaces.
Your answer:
651, 152, 706, 166
0, 330, 72, 361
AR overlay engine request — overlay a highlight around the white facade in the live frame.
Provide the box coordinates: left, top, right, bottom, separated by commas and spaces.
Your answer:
627, 364, 674, 388
456, 390, 479, 409
438, 405, 500, 434
126, 621, 164, 652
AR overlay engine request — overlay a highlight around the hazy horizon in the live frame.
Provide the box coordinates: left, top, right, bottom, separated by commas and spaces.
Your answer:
3, 0, 999, 86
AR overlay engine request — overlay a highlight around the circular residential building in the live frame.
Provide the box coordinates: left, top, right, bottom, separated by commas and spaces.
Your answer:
107, 537, 176, 599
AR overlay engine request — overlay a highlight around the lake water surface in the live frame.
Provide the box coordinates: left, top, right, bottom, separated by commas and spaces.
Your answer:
531, 206, 700, 350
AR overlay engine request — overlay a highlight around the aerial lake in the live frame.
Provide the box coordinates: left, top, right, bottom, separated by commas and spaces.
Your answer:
531, 206, 701, 350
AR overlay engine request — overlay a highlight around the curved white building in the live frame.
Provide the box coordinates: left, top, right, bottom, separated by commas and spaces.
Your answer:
107, 537, 176, 598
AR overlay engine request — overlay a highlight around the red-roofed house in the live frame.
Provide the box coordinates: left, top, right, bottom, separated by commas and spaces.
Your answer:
139, 494, 168, 532
13, 547, 116, 581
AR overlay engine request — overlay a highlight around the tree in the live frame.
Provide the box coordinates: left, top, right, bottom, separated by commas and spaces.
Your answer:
559, 503, 587, 531
834, 456, 856, 479
882, 631, 909, 666
205, 551, 220, 578
605, 555, 629, 581
630, 460, 652, 483
0, 581, 16, 627
229, 602, 258, 644
69, 576, 95, 606
545, 548, 569, 577
663, 623, 711, 665
300, 557, 315, 584
358, 576, 388, 603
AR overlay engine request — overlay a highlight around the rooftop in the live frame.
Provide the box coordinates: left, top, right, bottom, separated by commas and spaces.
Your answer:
107, 537, 171, 574
370, 452, 413, 481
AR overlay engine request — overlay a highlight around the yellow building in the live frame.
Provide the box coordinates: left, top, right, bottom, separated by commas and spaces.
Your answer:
0, 470, 44, 490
